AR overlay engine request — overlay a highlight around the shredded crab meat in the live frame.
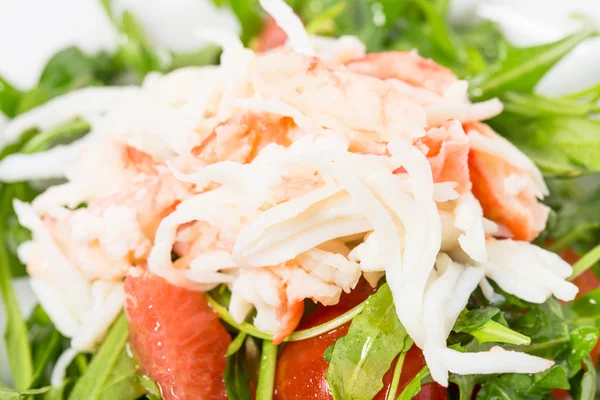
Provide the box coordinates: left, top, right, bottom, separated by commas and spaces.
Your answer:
454, 192, 487, 263
309, 35, 366, 65
4, 0, 581, 385
425, 98, 504, 127
423, 254, 554, 386
0, 137, 92, 182
481, 239, 577, 303
345, 52, 504, 128
251, 50, 427, 140
418, 120, 471, 192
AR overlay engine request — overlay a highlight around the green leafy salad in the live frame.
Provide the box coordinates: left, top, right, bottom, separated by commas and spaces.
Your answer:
0, 1, 600, 399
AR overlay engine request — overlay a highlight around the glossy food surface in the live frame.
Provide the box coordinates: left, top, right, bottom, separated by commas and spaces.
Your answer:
124, 274, 231, 400
274, 280, 447, 399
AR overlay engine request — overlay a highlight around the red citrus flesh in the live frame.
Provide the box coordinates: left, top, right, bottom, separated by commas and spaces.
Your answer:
256, 17, 288, 53
274, 280, 447, 399
124, 274, 231, 400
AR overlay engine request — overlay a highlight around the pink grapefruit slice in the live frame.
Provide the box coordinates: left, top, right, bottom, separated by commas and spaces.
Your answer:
124, 273, 231, 400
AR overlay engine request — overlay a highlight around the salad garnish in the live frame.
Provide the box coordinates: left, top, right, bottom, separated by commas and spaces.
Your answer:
0, 0, 599, 399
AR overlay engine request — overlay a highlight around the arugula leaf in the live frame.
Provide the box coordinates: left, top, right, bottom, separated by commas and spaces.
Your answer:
485, 71, 600, 181
511, 298, 570, 360
330, 0, 387, 51
0, 77, 22, 118
169, 47, 221, 71
453, 21, 506, 70
102, 6, 220, 77
134, 375, 161, 400
467, 320, 531, 346
507, 298, 597, 382
491, 116, 600, 177
1, 185, 31, 275
0, 107, 83, 389
290, 0, 502, 77
449, 373, 483, 400
0, 118, 86, 278
326, 283, 412, 400
569, 356, 596, 400
68, 313, 140, 400
543, 177, 600, 253
0, 127, 38, 160
501, 92, 599, 118
453, 308, 503, 333
228, 0, 263, 45
453, 308, 530, 345
96, 349, 144, 400
469, 25, 596, 100
1, 46, 119, 118
323, 343, 334, 363
563, 288, 600, 330
225, 349, 253, 400
5, 214, 31, 272
16, 88, 50, 116
0, 186, 33, 391
17, 48, 119, 114
0, 128, 39, 278
21, 118, 91, 154
28, 306, 66, 387
563, 327, 599, 377
392, 0, 467, 69
116, 11, 171, 77
476, 365, 570, 400
0, 383, 50, 400
38, 48, 116, 93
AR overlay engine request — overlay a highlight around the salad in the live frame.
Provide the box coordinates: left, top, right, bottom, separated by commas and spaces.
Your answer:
1, 0, 600, 399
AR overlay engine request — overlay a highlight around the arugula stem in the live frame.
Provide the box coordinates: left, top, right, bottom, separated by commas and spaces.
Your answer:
74, 354, 89, 375
288, 303, 365, 341
397, 366, 430, 400
226, 332, 248, 357
21, 119, 90, 154
386, 351, 408, 400
31, 330, 62, 386
68, 313, 129, 400
564, 83, 600, 100
569, 243, 600, 281
305, 1, 347, 34
474, 25, 595, 98
205, 294, 273, 340
469, 320, 530, 345
256, 341, 277, 400
206, 293, 367, 342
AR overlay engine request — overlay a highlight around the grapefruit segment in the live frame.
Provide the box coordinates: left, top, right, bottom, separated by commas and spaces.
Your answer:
466, 122, 549, 241
274, 280, 447, 400
124, 273, 231, 400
